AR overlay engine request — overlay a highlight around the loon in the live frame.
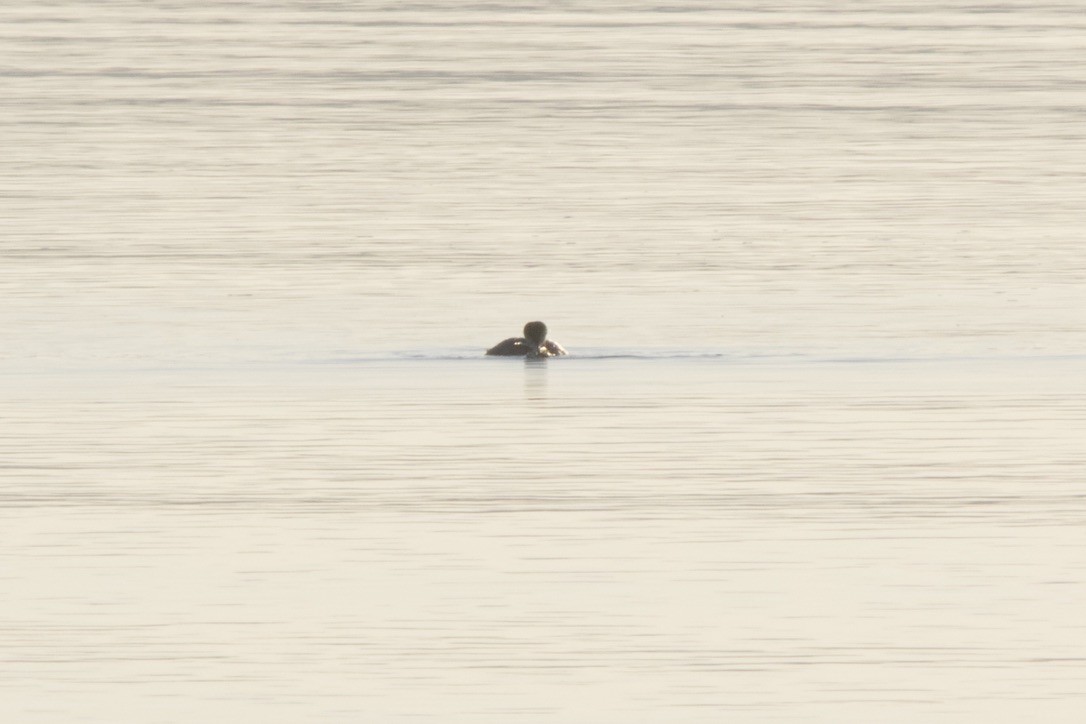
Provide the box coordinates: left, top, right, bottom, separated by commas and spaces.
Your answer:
486, 321, 568, 358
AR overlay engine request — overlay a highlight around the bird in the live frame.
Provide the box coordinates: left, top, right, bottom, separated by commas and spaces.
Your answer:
486, 321, 568, 358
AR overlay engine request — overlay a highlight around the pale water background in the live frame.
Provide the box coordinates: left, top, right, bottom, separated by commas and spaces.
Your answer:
2, 1, 1086, 722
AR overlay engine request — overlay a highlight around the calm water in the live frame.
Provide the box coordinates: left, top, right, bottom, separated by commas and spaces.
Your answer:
2, 2, 1085, 722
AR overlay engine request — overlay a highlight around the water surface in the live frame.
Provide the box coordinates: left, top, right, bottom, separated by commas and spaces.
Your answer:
2, 1, 1085, 722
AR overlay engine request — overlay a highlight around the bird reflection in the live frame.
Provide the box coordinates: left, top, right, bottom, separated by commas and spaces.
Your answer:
523, 356, 549, 402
